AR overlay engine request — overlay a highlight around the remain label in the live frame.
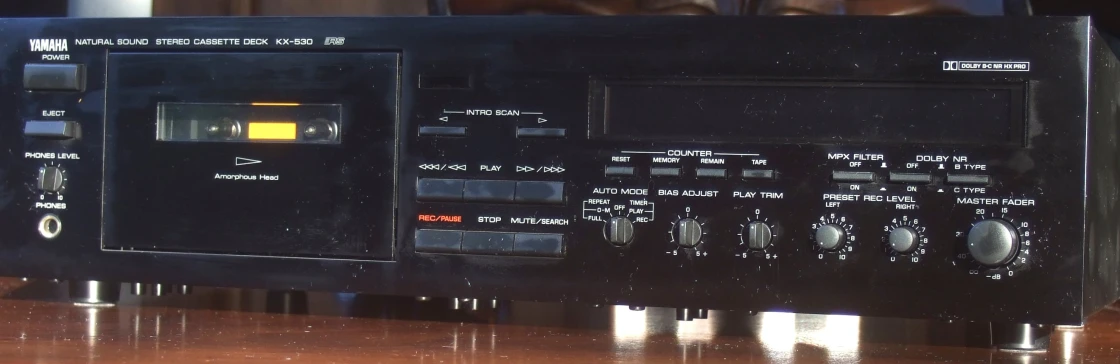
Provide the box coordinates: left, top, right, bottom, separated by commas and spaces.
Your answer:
942, 61, 1029, 72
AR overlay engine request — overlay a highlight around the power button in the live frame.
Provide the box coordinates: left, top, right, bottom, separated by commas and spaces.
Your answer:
23, 63, 85, 91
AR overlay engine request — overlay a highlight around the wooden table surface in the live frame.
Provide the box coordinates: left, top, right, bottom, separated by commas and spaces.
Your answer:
0, 279, 1116, 363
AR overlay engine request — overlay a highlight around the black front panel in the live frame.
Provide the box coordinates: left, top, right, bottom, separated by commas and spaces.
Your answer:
104, 52, 398, 259
594, 81, 1024, 144
0, 16, 1108, 325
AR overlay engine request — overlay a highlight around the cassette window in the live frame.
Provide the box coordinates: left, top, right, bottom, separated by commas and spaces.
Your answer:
156, 102, 341, 144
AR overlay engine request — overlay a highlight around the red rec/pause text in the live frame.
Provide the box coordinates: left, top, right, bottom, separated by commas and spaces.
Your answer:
418, 215, 462, 223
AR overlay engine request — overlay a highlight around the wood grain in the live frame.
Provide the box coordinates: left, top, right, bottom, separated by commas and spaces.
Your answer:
0, 279, 1115, 363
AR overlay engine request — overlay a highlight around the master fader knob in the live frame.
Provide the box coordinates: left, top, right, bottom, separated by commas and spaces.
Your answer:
967, 219, 1020, 267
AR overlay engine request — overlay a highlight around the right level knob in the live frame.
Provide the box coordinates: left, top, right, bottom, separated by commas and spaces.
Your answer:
967, 219, 1020, 267
887, 226, 919, 254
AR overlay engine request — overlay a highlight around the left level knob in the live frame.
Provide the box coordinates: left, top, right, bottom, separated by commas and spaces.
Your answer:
37, 166, 66, 193
604, 216, 635, 246
814, 224, 846, 251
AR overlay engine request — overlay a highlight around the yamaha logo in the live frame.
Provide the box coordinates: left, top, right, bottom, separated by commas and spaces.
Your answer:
29, 39, 68, 52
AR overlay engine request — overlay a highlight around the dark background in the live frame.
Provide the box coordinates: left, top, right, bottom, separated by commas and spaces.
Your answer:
1, 0, 1116, 39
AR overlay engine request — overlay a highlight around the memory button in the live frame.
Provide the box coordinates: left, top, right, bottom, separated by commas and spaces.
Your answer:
650, 167, 681, 177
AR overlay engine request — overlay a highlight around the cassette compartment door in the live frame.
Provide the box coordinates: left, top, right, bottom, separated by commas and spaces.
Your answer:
103, 52, 399, 259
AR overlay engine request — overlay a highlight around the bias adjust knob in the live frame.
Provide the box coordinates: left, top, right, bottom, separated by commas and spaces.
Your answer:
814, 224, 846, 251
37, 166, 66, 193
744, 221, 773, 250
674, 218, 703, 248
604, 216, 635, 246
888, 226, 919, 254
967, 219, 1020, 266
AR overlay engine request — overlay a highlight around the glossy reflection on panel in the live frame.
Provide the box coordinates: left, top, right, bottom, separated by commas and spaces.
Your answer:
0, 280, 1117, 363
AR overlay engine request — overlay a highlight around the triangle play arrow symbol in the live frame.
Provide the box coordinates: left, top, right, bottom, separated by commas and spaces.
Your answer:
235, 157, 262, 166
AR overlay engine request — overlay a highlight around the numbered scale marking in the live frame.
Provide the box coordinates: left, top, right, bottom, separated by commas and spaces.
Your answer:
954, 210, 1035, 280
737, 208, 779, 260
811, 213, 855, 261
667, 207, 708, 257
882, 216, 928, 263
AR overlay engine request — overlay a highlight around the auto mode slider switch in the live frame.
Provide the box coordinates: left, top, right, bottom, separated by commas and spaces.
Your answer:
24, 63, 85, 91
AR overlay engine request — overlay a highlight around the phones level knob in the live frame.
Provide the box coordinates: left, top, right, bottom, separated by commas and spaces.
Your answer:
967, 219, 1020, 267
605, 216, 634, 246
815, 224, 845, 251
888, 226, 919, 254
675, 218, 703, 248
37, 166, 66, 193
